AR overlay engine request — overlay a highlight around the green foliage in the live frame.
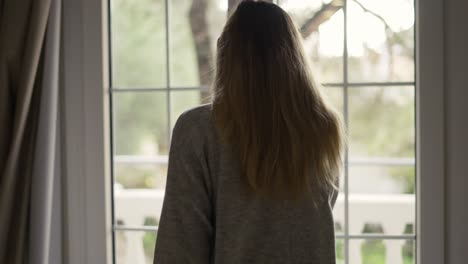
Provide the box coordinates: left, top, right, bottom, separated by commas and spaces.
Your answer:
390, 167, 415, 194
349, 87, 415, 157
335, 240, 414, 264
111, 0, 213, 160
114, 92, 168, 155
336, 240, 345, 263
349, 87, 415, 193
112, 0, 167, 87
115, 164, 168, 189
362, 240, 386, 264
361, 240, 414, 264
143, 218, 159, 260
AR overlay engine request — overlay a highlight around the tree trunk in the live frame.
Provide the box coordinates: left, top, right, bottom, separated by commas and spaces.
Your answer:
189, 0, 213, 103
300, 0, 344, 39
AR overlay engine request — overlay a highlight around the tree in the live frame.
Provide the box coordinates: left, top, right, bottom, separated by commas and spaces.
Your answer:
189, 0, 214, 103
300, 0, 344, 38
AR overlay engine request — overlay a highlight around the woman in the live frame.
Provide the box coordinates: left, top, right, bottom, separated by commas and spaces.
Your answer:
153, 1, 344, 263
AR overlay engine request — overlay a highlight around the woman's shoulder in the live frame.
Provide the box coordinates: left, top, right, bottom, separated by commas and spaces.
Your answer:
172, 104, 214, 144
174, 103, 212, 130
177, 103, 212, 123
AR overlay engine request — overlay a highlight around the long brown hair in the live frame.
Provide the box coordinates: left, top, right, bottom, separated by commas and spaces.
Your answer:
212, 0, 345, 202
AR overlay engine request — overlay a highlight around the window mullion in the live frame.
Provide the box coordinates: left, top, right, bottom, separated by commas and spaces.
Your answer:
343, 1, 350, 264
165, 0, 172, 143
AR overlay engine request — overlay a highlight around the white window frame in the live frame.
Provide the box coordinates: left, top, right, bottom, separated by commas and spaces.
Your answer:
61, 0, 445, 263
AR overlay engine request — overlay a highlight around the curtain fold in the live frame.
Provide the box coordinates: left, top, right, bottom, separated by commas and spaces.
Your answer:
29, 0, 62, 263
0, 0, 61, 263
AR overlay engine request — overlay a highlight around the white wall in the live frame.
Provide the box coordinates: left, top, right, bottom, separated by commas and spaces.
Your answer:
444, 0, 468, 263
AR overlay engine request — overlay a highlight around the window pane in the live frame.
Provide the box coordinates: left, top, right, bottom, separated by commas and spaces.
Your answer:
322, 86, 344, 116
347, 0, 415, 82
280, 0, 344, 83
349, 86, 415, 158
170, 90, 203, 128
348, 195, 415, 235
170, 0, 226, 87
349, 164, 415, 236
111, 0, 167, 88
115, 230, 158, 264
114, 162, 168, 190
335, 239, 345, 264
113, 163, 167, 228
114, 188, 164, 226
114, 92, 169, 156
349, 165, 415, 194
349, 239, 415, 264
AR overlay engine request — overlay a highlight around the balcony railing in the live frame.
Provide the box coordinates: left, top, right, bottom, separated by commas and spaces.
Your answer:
114, 189, 415, 264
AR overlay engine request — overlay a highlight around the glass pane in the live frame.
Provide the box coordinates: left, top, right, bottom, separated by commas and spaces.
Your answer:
115, 230, 158, 264
114, 186, 164, 226
348, 166, 415, 236
349, 86, 415, 158
322, 86, 344, 116
170, 90, 203, 128
349, 165, 415, 194
347, 0, 415, 82
335, 239, 345, 264
280, 0, 344, 83
114, 163, 168, 190
111, 0, 167, 88
170, 0, 226, 87
349, 239, 415, 264
114, 92, 169, 156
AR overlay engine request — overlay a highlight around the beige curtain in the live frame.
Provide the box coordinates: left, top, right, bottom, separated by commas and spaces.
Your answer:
0, 0, 61, 263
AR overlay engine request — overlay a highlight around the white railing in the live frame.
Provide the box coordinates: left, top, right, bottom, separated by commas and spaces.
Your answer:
114, 190, 415, 264
333, 194, 415, 264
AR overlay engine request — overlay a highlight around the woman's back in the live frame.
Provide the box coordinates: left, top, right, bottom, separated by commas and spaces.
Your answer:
153, 1, 343, 263
153, 104, 338, 264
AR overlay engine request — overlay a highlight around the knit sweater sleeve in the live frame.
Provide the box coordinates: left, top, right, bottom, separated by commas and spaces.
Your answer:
153, 112, 214, 264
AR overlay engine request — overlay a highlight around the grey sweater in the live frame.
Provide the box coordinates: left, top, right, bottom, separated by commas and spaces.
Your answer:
153, 104, 338, 264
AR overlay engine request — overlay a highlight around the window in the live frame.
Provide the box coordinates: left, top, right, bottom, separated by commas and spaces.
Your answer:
108, 0, 416, 263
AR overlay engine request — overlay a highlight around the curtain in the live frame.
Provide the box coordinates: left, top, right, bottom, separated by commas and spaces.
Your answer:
0, 0, 62, 263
